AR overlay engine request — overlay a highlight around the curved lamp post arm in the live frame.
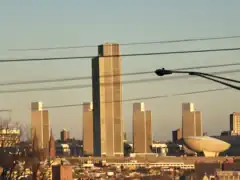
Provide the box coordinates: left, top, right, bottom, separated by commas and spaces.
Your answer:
191, 72, 240, 84
191, 73, 240, 91
155, 68, 240, 91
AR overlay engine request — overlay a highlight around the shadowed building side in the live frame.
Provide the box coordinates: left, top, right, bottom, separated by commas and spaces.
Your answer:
182, 112, 196, 138
83, 102, 93, 156
145, 110, 152, 153
49, 129, 56, 159
195, 111, 202, 136
172, 128, 182, 143
52, 164, 73, 180
32, 129, 40, 153
61, 129, 70, 142
42, 110, 50, 149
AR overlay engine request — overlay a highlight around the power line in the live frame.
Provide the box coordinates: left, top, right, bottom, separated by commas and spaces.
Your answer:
0, 109, 11, 112
8, 35, 240, 51
1, 62, 240, 86
0, 69, 238, 94
44, 87, 229, 109
1, 47, 240, 63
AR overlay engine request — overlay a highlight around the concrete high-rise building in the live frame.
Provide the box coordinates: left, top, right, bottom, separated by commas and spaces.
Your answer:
123, 132, 127, 142
172, 128, 182, 142
31, 102, 43, 111
49, 129, 56, 159
61, 129, 70, 141
133, 102, 145, 112
133, 102, 152, 153
182, 111, 203, 137
195, 111, 202, 136
182, 102, 194, 113
52, 164, 73, 180
83, 102, 93, 156
182, 103, 202, 138
182, 111, 196, 137
145, 110, 152, 151
32, 129, 40, 153
230, 112, 240, 135
92, 43, 123, 156
31, 102, 50, 149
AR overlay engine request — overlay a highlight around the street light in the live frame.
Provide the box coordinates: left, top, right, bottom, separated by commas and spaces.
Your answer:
155, 68, 240, 91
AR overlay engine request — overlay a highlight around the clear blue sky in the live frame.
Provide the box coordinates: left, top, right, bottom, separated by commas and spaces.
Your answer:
0, 0, 240, 140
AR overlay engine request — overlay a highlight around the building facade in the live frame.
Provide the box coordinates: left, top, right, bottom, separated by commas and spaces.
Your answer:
83, 102, 93, 156
31, 102, 50, 149
49, 130, 56, 159
230, 112, 240, 135
182, 102, 195, 114
60, 129, 70, 142
0, 128, 20, 147
133, 102, 152, 153
172, 128, 182, 143
92, 43, 123, 156
52, 164, 73, 180
182, 103, 202, 138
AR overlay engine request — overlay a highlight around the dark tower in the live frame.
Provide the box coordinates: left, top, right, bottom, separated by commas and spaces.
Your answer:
32, 129, 39, 153
49, 129, 56, 159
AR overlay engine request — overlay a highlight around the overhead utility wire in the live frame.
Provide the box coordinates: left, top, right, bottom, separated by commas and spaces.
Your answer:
44, 87, 229, 109
0, 109, 11, 112
0, 69, 238, 94
1, 47, 240, 63
1, 62, 240, 86
9, 35, 240, 51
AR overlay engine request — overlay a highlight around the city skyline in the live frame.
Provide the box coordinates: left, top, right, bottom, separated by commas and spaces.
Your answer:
0, 1, 240, 140
27, 99, 240, 142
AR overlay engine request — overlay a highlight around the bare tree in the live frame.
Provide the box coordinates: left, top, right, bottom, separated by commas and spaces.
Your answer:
2, 117, 11, 128
19, 123, 31, 142
0, 116, 12, 147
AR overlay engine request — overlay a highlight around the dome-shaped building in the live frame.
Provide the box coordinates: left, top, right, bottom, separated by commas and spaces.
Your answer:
184, 136, 230, 157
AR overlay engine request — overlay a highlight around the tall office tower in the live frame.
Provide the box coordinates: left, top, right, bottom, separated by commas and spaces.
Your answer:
133, 102, 152, 153
182, 103, 202, 137
123, 132, 127, 142
83, 102, 93, 156
182, 111, 196, 137
92, 43, 123, 156
230, 112, 240, 135
31, 102, 50, 149
195, 111, 202, 136
182, 102, 195, 113
61, 129, 70, 141
172, 128, 182, 143
32, 130, 40, 152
